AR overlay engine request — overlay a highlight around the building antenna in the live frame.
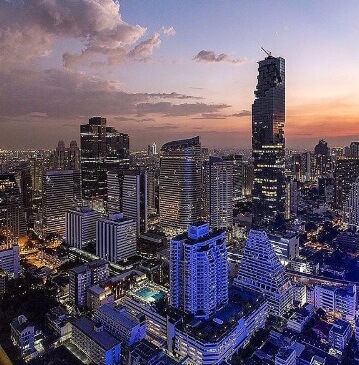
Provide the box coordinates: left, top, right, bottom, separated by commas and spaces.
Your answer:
261, 47, 272, 57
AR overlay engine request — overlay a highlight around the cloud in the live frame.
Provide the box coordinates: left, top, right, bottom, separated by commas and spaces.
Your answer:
147, 92, 202, 100
146, 123, 178, 130
231, 110, 251, 117
192, 110, 251, 120
27, 112, 48, 118
0, 68, 229, 120
193, 50, 246, 65
162, 26, 176, 36
0, 0, 175, 70
114, 117, 156, 123
129, 33, 161, 62
192, 113, 227, 120
136, 102, 231, 117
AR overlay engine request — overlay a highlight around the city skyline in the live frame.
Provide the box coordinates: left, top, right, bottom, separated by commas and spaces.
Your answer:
0, 0, 359, 150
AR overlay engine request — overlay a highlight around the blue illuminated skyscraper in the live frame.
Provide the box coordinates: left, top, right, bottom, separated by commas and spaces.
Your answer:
252, 53, 286, 227
169, 222, 228, 318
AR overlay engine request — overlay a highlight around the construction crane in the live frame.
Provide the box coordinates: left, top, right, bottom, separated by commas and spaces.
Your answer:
261, 47, 272, 57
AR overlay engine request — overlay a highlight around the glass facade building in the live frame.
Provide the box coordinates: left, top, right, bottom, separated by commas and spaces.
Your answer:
159, 136, 202, 232
252, 55, 286, 227
80, 117, 129, 204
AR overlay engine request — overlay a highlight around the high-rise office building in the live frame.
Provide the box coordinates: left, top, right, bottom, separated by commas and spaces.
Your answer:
107, 169, 148, 236
147, 142, 157, 156
0, 174, 26, 239
0, 174, 26, 243
107, 171, 122, 215
122, 169, 148, 236
205, 157, 233, 230
314, 139, 332, 179
285, 179, 298, 220
334, 157, 359, 209
96, 213, 137, 263
223, 155, 243, 200
147, 167, 159, 213
235, 229, 293, 317
350, 142, 359, 158
42, 170, 81, 237
54, 140, 80, 170
80, 117, 129, 206
170, 222, 228, 318
345, 177, 359, 228
252, 53, 286, 227
159, 137, 202, 232
301, 151, 314, 181
65, 206, 102, 249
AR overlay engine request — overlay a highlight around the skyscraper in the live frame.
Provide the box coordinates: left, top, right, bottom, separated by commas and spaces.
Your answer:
159, 136, 202, 232
65, 206, 102, 249
80, 117, 129, 207
107, 171, 122, 215
122, 169, 148, 236
169, 222, 228, 318
54, 140, 80, 170
0, 174, 26, 243
334, 157, 359, 209
345, 177, 359, 228
107, 169, 148, 236
96, 213, 137, 263
42, 170, 81, 237
205, 157, 233, 230
314, 139, 332, 179
252, 53, 286, 227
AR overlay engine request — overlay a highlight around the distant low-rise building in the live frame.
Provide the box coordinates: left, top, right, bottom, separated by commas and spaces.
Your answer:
10, 315, 35, 357
69, 259, 109, 307
329, 319, 352, 351
287, 304, 314, 333
275, 347, 296, 365
314, 284, 356, 321
70, 316, 121, 365
87, 285, 114, 311
94, 304, 146, 348
46, 306, 72, 343
0, 243, 20, 278
128, 339, 165, 365
268, 231, 300, 266
0, 269, 6, 296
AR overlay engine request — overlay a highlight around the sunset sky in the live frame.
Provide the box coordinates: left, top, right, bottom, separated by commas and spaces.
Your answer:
0, 0, 359, 150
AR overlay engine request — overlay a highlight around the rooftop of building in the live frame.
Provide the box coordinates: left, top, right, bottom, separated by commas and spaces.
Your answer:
88, 285, 106, 295
71, 316, 120, 351
161, 136, 200, 152
172, 223, 225, 246
11, 315, 33, 333
108, 269, 145, 283
96, 304, 140, 328
103, 213, 134, 224
70, 259, 108, 274
44, 169, 78, 176
268, 230, 297, 241
130, 339, 164, 362
174, 286, 265, 343
125, 281, 168, 315
132, 285, 166, 305
330, 319, 351, 336
276, 347, 295, 360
